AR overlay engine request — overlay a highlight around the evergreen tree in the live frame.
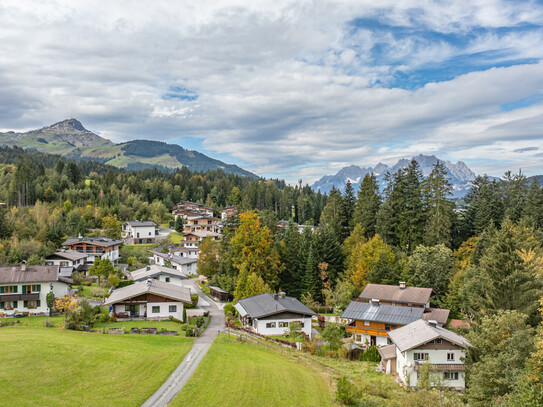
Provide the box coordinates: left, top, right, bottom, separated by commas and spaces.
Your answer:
342, 181, 356, 235
277, 222, 305, 298
523, 179, 543, 229
423, 162, 454, 247
353, 173, 381, 239
463, 175, 504, 236
408, 244, 454, 299
502, 170, 528, 223
317, 228, 344, 285
319, 187, 345, 241
303, 240, 320, 300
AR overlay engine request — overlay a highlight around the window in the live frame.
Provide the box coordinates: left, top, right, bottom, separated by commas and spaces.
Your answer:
364, 321, 370, 326
0, 286, 17, 294
436, 338, 442, 344
22, 284, 41, 294
278, 321, 288, 328
444, 372, 459, 380
169, 305, 177, 313
447, 353, 455, 361
152, 306, 160, 313
385, 324, 391, 331
1, 301, 17, 310
25, 300, 40, 309
165, 277, 170, 283
414, 353, 429, 361
266, 322, 276, 328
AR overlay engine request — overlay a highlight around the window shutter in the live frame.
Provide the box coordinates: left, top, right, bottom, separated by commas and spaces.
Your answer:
0, 286, 3, 293
13, 301, 17, 308
22, 286, 26, 294
14, 286, 17, 293
0, 302, 3, 309
24, 300, 28, 308
37, 300, 41, 307
37, 285, 41, 292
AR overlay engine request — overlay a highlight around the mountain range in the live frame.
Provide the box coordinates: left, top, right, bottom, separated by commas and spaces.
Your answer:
0, 119, 256, 177
312, 155, 478, 198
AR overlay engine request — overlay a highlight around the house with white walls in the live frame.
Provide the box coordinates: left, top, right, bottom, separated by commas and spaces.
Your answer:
147, 250, 198, 275
235, 292, 316, 339
62, 237, 122, 263
104, 278, 191, 321
130, 264, 188, 285
122, 221, 158, 244
379, 319, 471, 391
0, 264, 73, 316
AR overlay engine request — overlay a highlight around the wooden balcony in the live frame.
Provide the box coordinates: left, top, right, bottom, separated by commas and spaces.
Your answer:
345, 325, 388, 337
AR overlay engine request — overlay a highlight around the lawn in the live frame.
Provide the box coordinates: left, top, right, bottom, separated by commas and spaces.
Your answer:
0, 317, 194, 407
173, 336, 334, 407
119, 243, 157, 263
169, 231, 184, 244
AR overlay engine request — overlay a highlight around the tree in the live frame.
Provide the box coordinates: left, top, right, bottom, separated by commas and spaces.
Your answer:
353, 173, 381, 239
174, 216, 184, 233
465, 311, 535, 407
319, 188, 345, 241
46, 292, 55, 317
89, 258, 115, 287
342, 181, 356, 234
277, 222, 305, 298
197, 237, 220, 278
408, 244, 454, 300
342, 223, 367, 266
423, 162, 454, 247
288, 321, 302, 342
101, 214, 121, 240
55, 295, 78, 329
321, 323, 344, 350
523, 179, 543, 229
233, 265, 271, 301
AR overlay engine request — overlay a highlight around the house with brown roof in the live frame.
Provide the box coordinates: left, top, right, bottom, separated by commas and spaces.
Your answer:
0, 264, 73, 316
62, 236, 122, 263
379, 319, 470, 391
104, 279, 192, 321
358, 282, 433, 308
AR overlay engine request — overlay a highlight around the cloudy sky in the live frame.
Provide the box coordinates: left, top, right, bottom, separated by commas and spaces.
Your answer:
1, 1, 543, 183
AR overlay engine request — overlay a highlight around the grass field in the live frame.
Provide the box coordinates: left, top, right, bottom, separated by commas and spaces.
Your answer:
0, 317, 194, 406
173, 336, 334, 407
169, 232, 183, 244
119, 243, 157, 263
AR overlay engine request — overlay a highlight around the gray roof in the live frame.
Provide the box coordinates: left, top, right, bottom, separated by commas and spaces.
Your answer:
0, 265, 72, 284
183, 231, 221, 238
46, 250, 89, 261
378, 344, 397, 360
130, 265, 188, 281
388, 319, 471, 352
422, 308, 450, 325
237, 293, 316, 318
124, 221, 157, 227
62, 237, 123, 247
104, 279, 191, 305
172, 247, 200, 252
209, 286, 228, 294
359, 283, 433, 305
341, 301, 424, 325
147, 250, 198, 265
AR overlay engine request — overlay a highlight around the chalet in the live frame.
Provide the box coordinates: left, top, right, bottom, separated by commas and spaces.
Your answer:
184, 215, 219, 234
45, 250, 89, 268
62, 237, 122, 263
379, 319, 471, 391
182, 231, 221, 248
0, 265, 73, 316
220, 205, 237, 221
122, 221, 158, 244
342, 300, 424, 346
235, 293, 316, 339
148, 250, 198, 275
104, 278, 191, 321
130, 264, 188, 285
358, 282, 432, 308
170, 246, 200, 259
172, 201, 214, 219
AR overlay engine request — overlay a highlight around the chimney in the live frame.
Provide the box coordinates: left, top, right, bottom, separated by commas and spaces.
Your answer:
273, 293, 279, 301
146, 265, 151, 271
21, 260, 27, 272
280, 291, 286, 299
371, 298, 379, 306
428, 320, 438, 327
399, 281, 406, 289
146, 278, 152, 287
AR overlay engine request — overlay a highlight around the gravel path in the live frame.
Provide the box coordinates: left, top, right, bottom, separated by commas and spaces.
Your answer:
141, 280, 225, 407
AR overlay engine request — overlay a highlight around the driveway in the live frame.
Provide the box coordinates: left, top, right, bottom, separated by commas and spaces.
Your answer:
141, 279, 225, 407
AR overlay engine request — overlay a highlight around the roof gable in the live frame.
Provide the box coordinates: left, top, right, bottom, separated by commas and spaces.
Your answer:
359, 283, 433, 305
104, 279, 191, 305
341, 301, 424, 325
237, 293, 316, 318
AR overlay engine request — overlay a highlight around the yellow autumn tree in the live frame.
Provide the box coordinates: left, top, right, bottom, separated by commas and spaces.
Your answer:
55, 296, 78, 329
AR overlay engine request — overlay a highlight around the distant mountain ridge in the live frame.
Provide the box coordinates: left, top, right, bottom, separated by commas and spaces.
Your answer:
312, 154, 477, 198
0, 119, 256, 177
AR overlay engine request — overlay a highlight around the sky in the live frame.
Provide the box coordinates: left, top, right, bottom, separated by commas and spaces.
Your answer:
1, 1, 543, 184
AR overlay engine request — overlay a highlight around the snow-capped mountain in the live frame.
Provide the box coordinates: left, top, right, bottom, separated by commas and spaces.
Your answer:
312, 155, 477, 198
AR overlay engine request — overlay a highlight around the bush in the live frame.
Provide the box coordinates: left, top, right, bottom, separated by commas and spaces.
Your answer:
90, 287, 106, 298
186, 294, 199, 309
108, 274, 121, 287
224, 303, 236, 317
185, 324, 197, 337
360, 346, 381, 362
82, 280, 93, 286
336, 375, 358, 405
195, 316, 205, 328
118, 280, 134, 288
43, 319, 54, 328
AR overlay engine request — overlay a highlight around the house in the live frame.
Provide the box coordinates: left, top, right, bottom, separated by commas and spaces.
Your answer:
104, 278, 191, 321
209, 286, 229, 302
183, 215, 219, 234
172, 201, 214, 219
147, 250, 198, 275
342, 299, 424, 346
62, 236, 122, 263
358, 282, 433, 308
182, 231, 221, 248
122, 221, 158, 244
45, 250, 89, 268
130, 264, 188, 285
170, 246, 200, 259
379, 319, 471, 391
0, 264, 73, 316
221, 205, 238, 221
235, 292, 316, 339
276, 219, 316, 234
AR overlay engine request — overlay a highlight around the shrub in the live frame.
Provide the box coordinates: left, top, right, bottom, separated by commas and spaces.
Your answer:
185, 324, 197, 337
336, 375, 358, 405
82, 280, 93, 286
195, 316, 205, 328
90, 287, 106, 298
108, 274, 121, 288
185, 294, 199, 309
224, 303, 236, 317
118, 280, 134, 288
43, 318, 55, 328
360, 346, 381, 362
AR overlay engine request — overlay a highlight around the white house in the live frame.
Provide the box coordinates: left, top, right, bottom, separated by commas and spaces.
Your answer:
62, 237, 122, 263
147, 250, 198, 275
130, 264, 188, 285
235, 292, 316, 339
380, 319, 471, 391
0, 264, 73, 316
170, 247, 200, 259
104, 278, 191, 321
45, 250, 89, 268
122, 221, 158, 244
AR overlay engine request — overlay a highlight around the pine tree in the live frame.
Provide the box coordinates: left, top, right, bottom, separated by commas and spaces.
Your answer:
304, 240, 320, 300
278, 222, 305, 297
353, 173, 381, 239
342, 181, 356, 236
523, 179, 543, 229
319, 187, 345, 241
423, 162, 454, 247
